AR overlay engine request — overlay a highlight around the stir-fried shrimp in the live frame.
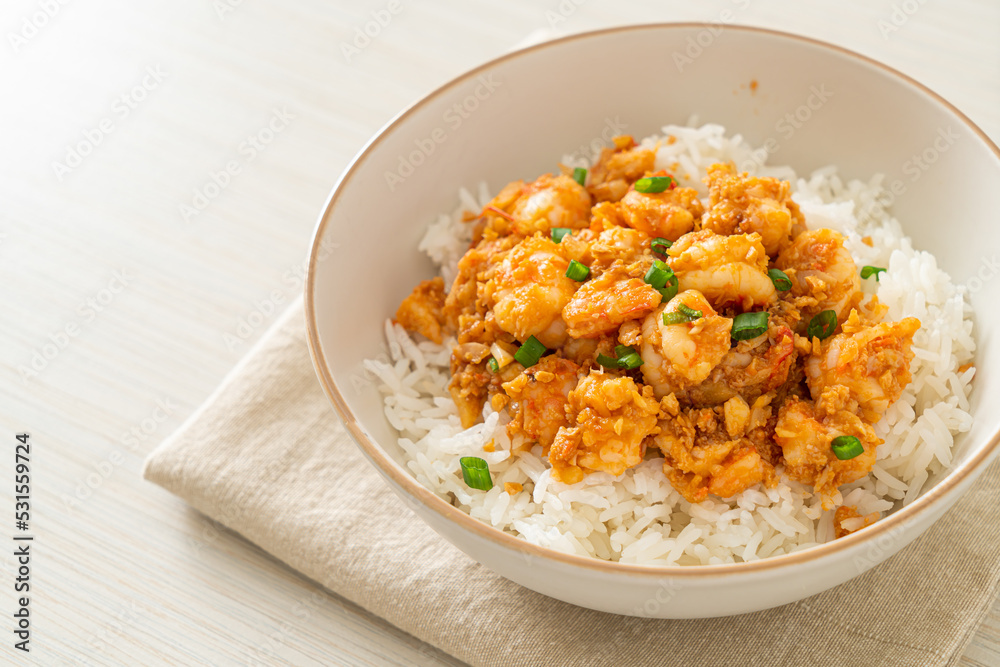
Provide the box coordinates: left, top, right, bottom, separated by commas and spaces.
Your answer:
654, 403, 772, 503
395, 277, 448, 344
774, 395, 879, 506
684, 322, 797, 407
588, 226, 649, 269
549, 371, 660, 484
507, 173, 592, 236
396, 157, 922, 523
640, 290, 732, 398
618, 182, 704, 241
701, 163, 804, 256
776, 228, 861, 327
586, 135, 657, 203
502, 356, 581, 449
805, 311, 920, 422
562, 264, 662, 338
489, 236, 578, 348
668, 230, 776, 309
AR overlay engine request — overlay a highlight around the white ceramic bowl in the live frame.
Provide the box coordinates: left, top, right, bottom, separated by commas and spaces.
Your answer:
306, 25, 1000, 618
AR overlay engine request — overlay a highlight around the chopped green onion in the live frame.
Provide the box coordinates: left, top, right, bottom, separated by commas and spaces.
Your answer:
731, 311, 769, 341
572, 167, 587, 187
597, 345, 644, 370
644, 259, 679, 301
644, 260, 670, 289
656, 278, 679, 302
486, 357, 499, 373
831, 435, 864, 461
663, 305, 702, 325
459, 456, 493, 490
617, 352, 644, 370
651, 237, 672, 256
677, 304, 702, 320
596, 353, 621, 369
860, 265, 886, 281
768, 268, 792, 291
634, 176, 675, 193
807, 310, 838, 340
551, 227, 572, 243
565, 259, 590, 282
514, 336, 546, 367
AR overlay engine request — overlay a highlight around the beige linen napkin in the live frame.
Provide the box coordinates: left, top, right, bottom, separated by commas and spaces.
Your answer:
144, 298, 1000, 667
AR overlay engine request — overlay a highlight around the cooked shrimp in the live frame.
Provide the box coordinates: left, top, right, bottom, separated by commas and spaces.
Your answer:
549, 371, 660, 483
774, 396, 879, 507
562, 264, 662, 338
775, 228, 860, 327
668, 230, 776, 309
502, 356, 582, 449
395, 277, 448, 344
640, 290, 732, 398
508, 173, 592, 236
588, 226, 649, 269
490, 236, 578, 348
618, 183, 704, 241
654, 404, 772, 503
701, 162, 803, 256
682, 323, 797, 407
587, 135, 657, 203
805, 311, 921, 422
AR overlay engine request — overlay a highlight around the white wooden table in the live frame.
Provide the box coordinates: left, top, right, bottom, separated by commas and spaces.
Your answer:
3, 1, 998, 664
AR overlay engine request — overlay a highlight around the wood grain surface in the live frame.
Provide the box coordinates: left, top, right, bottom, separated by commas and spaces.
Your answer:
2, 0, 998, 665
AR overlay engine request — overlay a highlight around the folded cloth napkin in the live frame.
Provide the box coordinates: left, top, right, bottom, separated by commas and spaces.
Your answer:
144, 298, 1000, 667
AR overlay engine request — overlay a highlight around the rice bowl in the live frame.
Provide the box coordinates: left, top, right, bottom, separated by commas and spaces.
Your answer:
367, 123, 975, 566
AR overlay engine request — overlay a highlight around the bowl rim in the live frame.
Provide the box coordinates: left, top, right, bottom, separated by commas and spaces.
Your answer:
305, 23, 1000, 578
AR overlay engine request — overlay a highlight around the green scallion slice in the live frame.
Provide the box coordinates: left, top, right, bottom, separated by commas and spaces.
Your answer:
634, 176, 675, 194
677, 304, 702, 320
651, 237, 672, 256
486, 357, 499, 373
551, 227, 572, 243
831, 435, 864, 461
572, 167, 587, 187
597, 345, 644, 371
731, 311, 769, 341
807, 310, 838, 340
768, 268, 792, 291
514, 336, 546, 367
596, 353, 621, 369
459, 456, 493, 490
644, 260, 671, 288
663, 305, 702, 325
860, 265, 886, 281
657, 277, 679, 302
617, 352, 644, 369
565, 259, 590, 282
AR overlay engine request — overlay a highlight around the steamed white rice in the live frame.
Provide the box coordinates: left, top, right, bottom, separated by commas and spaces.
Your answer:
366, 123, 976, 565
